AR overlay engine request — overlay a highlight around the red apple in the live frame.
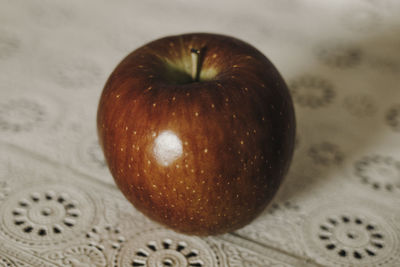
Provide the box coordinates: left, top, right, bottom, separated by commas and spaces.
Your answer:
97, 33, 295, 235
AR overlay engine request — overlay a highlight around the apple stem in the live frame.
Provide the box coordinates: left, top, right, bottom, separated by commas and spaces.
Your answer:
191, 48, 201, 82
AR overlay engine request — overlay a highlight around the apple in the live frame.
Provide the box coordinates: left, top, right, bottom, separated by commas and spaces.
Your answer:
97, 33, 295, 235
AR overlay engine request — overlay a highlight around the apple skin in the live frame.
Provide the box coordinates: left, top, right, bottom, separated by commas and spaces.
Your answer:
97, 33, 295, 235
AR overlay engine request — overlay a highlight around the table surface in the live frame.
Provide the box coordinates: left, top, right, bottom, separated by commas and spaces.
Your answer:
0, 0, 400, 266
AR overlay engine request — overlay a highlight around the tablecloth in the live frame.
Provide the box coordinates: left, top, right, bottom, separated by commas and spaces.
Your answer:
0, 0, 399, 266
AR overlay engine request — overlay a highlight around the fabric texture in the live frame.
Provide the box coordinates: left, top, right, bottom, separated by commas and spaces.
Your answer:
0, 0, 399, 266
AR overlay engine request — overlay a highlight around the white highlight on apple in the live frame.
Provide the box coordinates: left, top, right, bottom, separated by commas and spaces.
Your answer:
153, 130, 183, 166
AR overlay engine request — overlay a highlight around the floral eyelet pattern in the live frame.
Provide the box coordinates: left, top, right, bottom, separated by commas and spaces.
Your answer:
318, 215, 386, 260
316, 43, 362, 68
267, 201, 300, 215
308, 142, 344, 166
115, 229, 218, 267
0, 30, 20, 60
81, 139, 107, 169
354, 155, 400, 193
0, 181, 11, 201
44, 245, 106, 267
303, 205, 399, 266
0, 98, 46, 132
0, 185, 96, 246
343, 94, 377, 117
50, 57, 103, 90
289, 75, 335, 108
86, 224, 126, 251
385, 104, 400, 133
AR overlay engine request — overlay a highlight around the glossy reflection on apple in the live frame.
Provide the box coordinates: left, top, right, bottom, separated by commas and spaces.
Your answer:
153, 130, 183, 166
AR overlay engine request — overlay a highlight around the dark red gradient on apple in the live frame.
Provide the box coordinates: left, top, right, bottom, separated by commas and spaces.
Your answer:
97, 33, 295, 235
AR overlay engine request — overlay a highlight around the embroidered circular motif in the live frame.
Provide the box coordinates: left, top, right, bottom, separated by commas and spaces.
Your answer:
385, 104, 400, 133
0, 184, 96, 246
267, 201, 300, 215
75, 135, 110, 182
86, 141, 107, 169
115, 229, 218, 267
0, 181, 10, 201
289, 75, 335, 108
78, 136, 107, 170
50, 57, 103, 90
0, 98, 46, 132
316, 43, 362, 68
86, 224, 126, 251
368, 57, 400, 74
0, 30, 20, 60
343, 94, 377, 117
44, 245, 106, 267
308, 142, 344, 166
354, 155, 400, 192
303, 205, 399, 266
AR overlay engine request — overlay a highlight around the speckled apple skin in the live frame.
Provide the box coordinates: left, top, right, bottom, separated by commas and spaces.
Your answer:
97, 33, 295, 235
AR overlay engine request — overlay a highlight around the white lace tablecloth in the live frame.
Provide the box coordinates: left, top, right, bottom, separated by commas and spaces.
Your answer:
0, 0, 399, 266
